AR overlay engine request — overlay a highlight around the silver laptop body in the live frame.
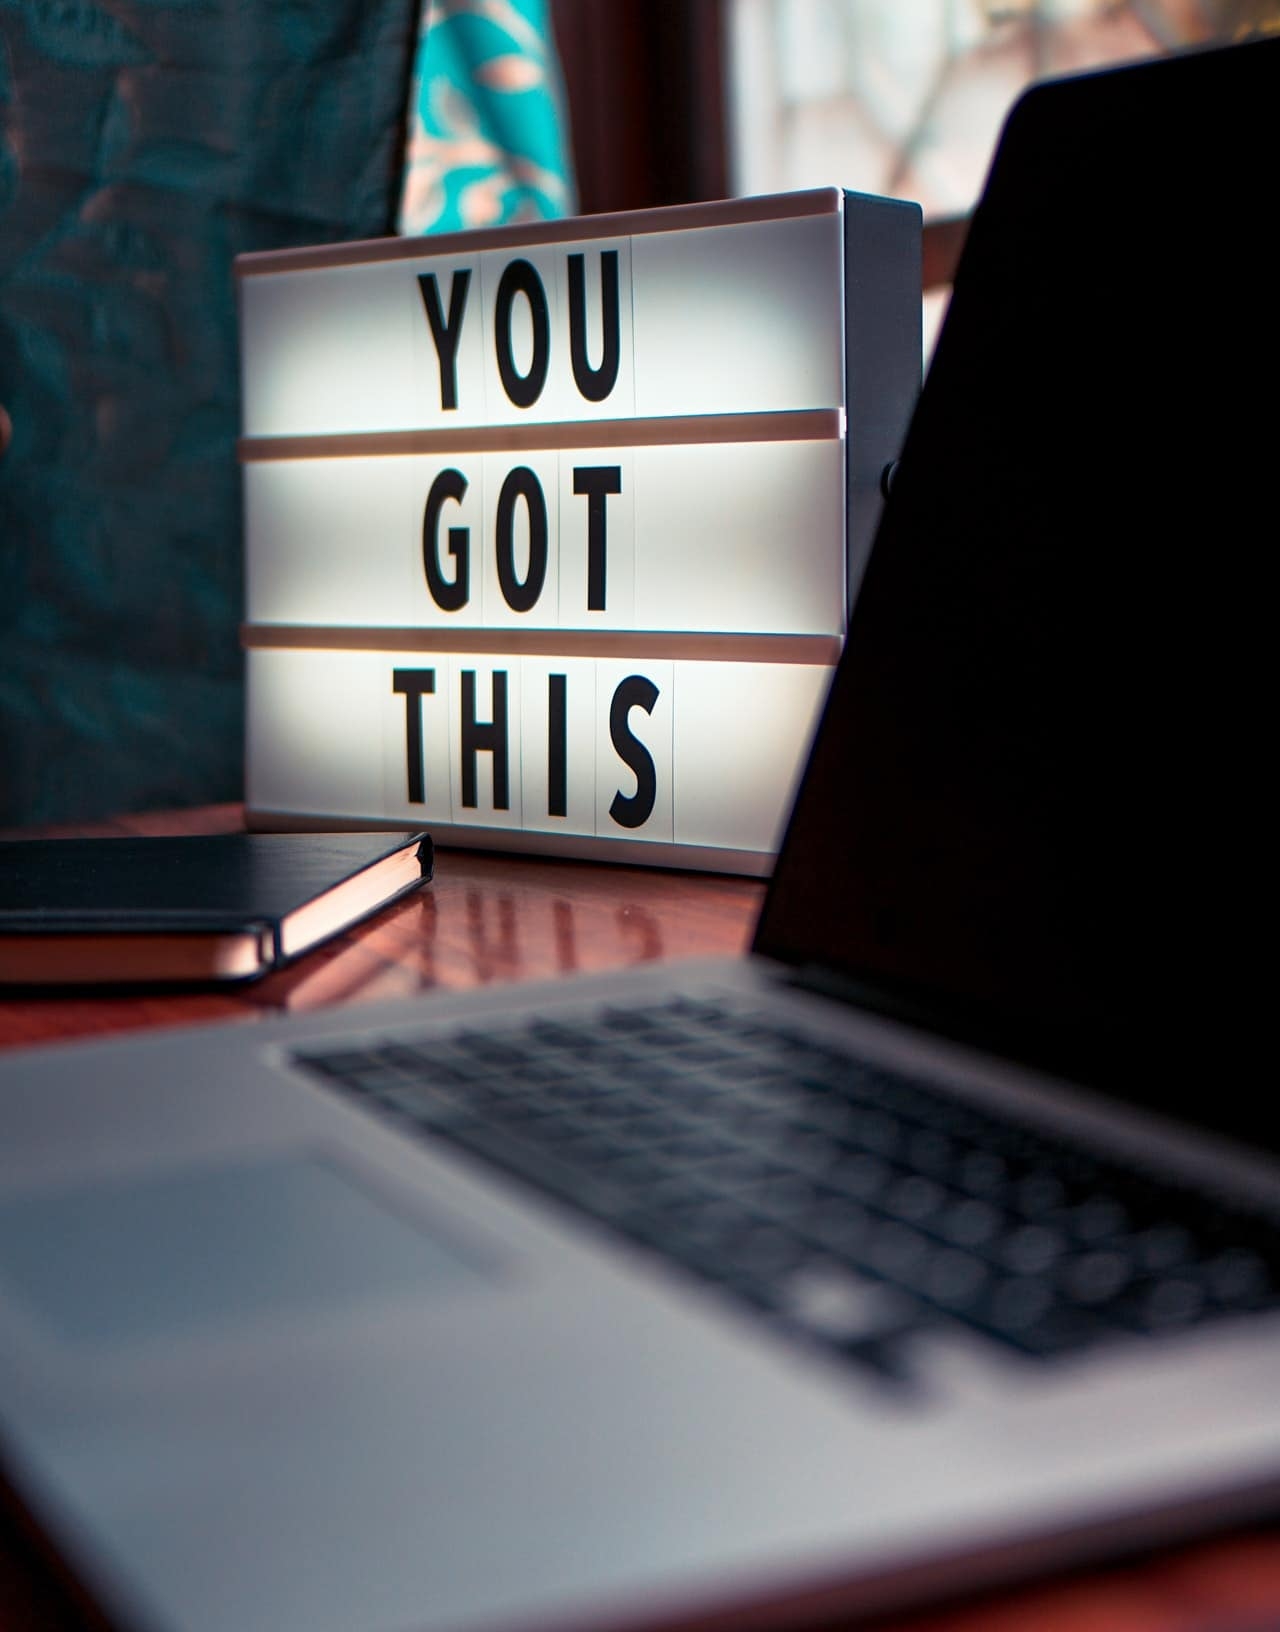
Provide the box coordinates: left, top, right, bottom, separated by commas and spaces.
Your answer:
2, 36, 1278, 1632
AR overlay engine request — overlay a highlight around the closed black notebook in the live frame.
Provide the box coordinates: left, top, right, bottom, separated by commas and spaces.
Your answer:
0, 830, 433, 987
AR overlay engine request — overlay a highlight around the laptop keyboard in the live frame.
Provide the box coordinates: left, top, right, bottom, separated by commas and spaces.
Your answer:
295, 993, 1280, 1380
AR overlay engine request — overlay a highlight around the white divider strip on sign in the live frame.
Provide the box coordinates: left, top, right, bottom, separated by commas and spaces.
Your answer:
237, 408, 843, 461
241, 628, 843, 665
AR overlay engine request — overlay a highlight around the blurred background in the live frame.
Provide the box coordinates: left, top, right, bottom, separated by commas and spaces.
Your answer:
561, 0, 1280, 351
2, 0, 1277, 827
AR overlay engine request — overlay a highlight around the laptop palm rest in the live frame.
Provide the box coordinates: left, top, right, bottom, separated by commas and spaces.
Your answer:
0, 1155, 493, 1349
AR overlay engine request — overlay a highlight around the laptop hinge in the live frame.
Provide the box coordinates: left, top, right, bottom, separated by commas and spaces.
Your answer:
779, 962, 933, 1030
777, 960, 1046, 1083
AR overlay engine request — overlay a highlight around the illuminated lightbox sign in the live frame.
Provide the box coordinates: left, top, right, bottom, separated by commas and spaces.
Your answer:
236, 189, 920, 873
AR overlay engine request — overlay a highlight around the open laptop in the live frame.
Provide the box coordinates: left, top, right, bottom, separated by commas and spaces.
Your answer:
2, 34, 1278, 1632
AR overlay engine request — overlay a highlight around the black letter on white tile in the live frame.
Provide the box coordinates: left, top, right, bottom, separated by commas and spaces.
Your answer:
417, 270, 471, 411
461, 670, 510, 810
609, 675, 658, 830
494, 259, 550, 409
547, 673, 568, 818
393, 668, 437, 804
496, 466, 548, 613
423, 468, 470, 612
572, 464, 622, 611
567, 250, 620, 403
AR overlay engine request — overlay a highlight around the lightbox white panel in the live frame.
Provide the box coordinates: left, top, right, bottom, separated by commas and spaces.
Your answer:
240, 210, 843, 438
519, 658, 597, 836
243, 440, 838, 633
239, 261, 423, 438
248, 648, 831, 860
243, 458, 417, 625
631, 210, 843, 420
246, 649, 390, 815
671, 661, 832, 853
593, 660, 674, 844
633, 439, 845, 636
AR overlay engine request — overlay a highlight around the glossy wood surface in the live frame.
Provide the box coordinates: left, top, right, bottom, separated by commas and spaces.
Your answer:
0, 804, 760, 1050
1, 808, 1278, 1632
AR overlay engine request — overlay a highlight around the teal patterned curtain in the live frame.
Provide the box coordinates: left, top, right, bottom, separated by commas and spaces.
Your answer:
0, 0, 418, 827
398, 0, 576, 234
0, 0, 574, 827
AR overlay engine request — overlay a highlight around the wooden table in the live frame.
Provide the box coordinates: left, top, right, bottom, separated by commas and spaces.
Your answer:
2, 807, 1278, 1632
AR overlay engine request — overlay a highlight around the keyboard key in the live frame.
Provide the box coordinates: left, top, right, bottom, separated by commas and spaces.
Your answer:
776, 1262, 917, 1345
904, 1129, 956, 1178
1062, 1249, 1134, 1306
802, 1192, 875, 1256
1015, 1173, 1068, 1215
1204, 1247, 1272, 1304
938, 1197, 1003, 1249
828, 1150, 892, 1203
1138, 1277, 1207, 1329
957, 1150, 1010, 1198
884, 1173, 947, 1226
1000, 1224, 1066, 1276
1133, 1223, 1197, 1273
922, 1247, 989, 1311
987, 1276, 1052, 1335
1064, 1197, 1130, 1243
862, 1222, 934, 1292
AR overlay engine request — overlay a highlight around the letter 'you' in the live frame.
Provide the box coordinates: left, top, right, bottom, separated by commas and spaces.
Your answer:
418, 252, 621, 415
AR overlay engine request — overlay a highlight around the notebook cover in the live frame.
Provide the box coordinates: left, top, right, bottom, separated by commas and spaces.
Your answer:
0, 831, 433, 984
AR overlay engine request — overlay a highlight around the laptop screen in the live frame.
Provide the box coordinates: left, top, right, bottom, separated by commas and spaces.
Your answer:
757, 38, 1276, 1150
